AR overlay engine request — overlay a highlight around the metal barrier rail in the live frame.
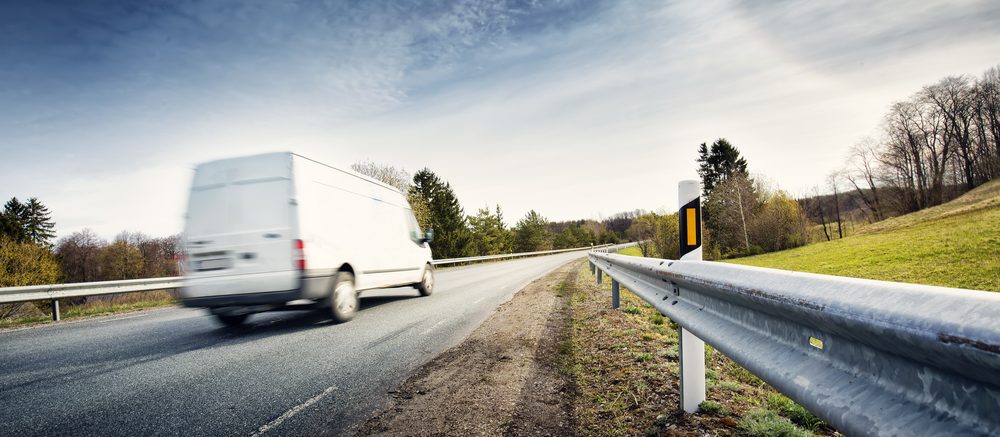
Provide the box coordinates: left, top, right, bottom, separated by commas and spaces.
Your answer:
588, 251, 1000, 436
431, 243, 617, 266
0, 243, 631, 319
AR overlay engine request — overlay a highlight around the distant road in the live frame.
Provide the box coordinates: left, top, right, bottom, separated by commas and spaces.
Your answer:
0, 252, 584, 436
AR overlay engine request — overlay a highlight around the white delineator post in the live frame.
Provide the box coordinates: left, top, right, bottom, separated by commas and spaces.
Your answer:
678, 179, 706, 413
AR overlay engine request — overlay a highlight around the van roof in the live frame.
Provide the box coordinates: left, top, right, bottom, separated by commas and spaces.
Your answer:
193, 151, 406, 195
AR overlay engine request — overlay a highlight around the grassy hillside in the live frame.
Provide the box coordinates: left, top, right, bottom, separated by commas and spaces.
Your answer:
727, 179, 1000, 292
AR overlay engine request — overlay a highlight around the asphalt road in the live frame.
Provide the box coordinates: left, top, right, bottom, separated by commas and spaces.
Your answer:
0, 252, 585, 436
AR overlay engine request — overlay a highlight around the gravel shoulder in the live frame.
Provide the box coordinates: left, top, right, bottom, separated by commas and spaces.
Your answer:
355, 261, 578, 436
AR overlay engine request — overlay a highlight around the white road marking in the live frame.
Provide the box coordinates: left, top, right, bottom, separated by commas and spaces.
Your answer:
251, 385, 337, 436
420, 319, 446, 335
98, 314, 148, 323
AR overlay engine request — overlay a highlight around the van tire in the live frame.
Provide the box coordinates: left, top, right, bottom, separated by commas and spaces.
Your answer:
331, 272, 358, 323
215, 313, 248, 327
416, 265, 434, 296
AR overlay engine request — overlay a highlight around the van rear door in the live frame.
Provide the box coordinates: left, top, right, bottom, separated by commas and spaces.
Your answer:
183, 153, 299, 297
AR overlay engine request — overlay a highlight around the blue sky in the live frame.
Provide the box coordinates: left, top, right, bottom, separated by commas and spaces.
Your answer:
2, 0, 1000, 239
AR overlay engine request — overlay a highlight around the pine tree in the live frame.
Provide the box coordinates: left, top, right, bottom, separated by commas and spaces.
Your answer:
410, 169, 471, 258
513, 210, 552, 252
697, 139, 749, 196
1, 197, 29, 243
24, 198, 56, 246
468, 205, 512, 256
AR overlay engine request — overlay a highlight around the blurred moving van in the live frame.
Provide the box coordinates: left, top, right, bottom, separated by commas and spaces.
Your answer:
180, 152, 434, 326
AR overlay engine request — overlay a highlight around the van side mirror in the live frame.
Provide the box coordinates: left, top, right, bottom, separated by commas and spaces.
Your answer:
423, 229, 434, 243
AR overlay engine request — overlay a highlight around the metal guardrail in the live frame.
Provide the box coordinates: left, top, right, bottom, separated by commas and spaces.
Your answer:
0, 277, 184, 305
0, 243, 628, 319
587, 251, 1000, 436
431, 243, 617, 266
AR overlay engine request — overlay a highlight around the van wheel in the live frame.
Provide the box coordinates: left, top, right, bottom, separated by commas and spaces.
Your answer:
331, 272, 358, 323
215, 313, 248, 327
416, 265, 434, 296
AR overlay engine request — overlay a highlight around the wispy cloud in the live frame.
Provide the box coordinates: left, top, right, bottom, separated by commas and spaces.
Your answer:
1, 0, 998, 237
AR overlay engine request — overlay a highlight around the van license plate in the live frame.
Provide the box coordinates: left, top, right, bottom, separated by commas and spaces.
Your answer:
196, 258, 232, 271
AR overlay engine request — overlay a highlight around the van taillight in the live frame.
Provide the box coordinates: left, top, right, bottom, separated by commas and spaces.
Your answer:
293, 239, 306, 270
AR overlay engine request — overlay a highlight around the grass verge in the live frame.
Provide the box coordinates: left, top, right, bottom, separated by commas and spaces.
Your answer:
565, 258, 836, 436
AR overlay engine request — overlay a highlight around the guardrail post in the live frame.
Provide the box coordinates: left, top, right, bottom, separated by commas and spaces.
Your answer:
589, 261, 595, 275
597, 268, 603, 285
51, 299, 60, 321
678, 179, 705, 413
611, 279, 620, 309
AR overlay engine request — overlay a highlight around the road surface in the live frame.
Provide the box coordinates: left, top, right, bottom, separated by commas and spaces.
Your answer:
0, 252, 584, 436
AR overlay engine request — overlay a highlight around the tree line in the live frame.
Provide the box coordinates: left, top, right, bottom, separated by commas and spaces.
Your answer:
352, 161, 628, 259
1, 197, 181, 319
822, 65, 1000, 228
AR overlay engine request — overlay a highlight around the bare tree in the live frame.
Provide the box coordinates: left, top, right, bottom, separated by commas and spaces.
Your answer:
827, 172, 845, 239
351, 160, 411, 191
626, 214, 656, 257
703, 173, 757, 255
55, 229, 106, 283
808, 186, 832, 241
845, 138, 884, 222
924, 76, 977, 190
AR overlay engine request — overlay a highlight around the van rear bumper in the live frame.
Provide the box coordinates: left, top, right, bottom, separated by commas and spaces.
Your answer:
181, 288, 302, 308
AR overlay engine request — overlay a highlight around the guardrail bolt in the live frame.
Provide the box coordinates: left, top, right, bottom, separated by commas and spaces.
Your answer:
611, 279, 620, 309
51, 299, 60, 321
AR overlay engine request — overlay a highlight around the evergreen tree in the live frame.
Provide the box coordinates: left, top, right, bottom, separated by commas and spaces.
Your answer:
468, 205, 512, 256
697, 139, 749, 196
410, 169, 471, 258
513, 210, 553, 252
24, 198, 56, 246
1, 197, 29, 243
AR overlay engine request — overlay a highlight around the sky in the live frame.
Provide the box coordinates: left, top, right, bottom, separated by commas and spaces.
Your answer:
2, 0, 1000, 240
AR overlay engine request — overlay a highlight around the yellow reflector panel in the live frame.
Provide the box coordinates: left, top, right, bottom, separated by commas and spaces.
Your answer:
686, 208, 697, 246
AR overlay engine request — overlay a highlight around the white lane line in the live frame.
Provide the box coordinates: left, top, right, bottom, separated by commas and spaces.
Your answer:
98, 314, 148, 323
420, 319, 446, 335
251, 385, 337, 436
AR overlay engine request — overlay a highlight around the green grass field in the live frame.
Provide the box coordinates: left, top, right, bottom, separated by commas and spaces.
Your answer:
726, 180, 1000, 292
617, 246, 644, 257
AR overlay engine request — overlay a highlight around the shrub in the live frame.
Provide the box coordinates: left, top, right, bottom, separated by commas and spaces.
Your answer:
738, 409, 809, 437
629, 351, 653, 362
698, 400, 727, 415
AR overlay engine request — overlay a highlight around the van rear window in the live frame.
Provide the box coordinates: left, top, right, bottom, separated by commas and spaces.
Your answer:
186, 178, 291, 236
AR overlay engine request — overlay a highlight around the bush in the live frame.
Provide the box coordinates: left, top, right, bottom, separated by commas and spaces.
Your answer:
0, 236, 60, 320
738, 409, 809, 437
698, 400, 727, 415
0, 235, 59, 287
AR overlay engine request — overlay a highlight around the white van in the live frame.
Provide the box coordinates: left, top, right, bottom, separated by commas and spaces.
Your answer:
179, 152, 434, 326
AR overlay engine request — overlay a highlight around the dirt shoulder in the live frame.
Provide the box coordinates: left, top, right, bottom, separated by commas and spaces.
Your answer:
355, 261, 578, 436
